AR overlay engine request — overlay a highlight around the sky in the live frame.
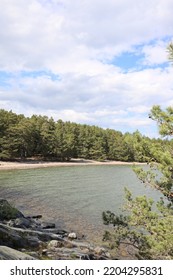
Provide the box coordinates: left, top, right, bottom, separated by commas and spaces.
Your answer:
0, 0, 173, 138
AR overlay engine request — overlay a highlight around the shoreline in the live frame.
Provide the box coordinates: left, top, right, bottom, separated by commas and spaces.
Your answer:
0, 158, 146, 170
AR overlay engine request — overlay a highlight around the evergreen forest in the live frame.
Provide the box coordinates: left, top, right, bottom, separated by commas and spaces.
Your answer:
0, 108, 169, 163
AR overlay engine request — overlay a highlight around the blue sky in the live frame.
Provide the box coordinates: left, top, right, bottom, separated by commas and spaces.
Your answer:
0, 0, 173, 138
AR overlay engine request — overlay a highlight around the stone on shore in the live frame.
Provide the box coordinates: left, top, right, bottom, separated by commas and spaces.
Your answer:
0, 199, 24, 220
40, 222, 56, 229
0, 246, 36, 260
68, 232, 77, 239
8, 217, 32, 228
94, 246, 106, 255
0, 223, 42, 248
47, 240, 63, 249
0, 199, 112, 260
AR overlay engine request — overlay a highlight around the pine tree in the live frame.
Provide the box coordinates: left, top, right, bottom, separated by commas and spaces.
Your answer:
103, 110, 173, 259
102, 44, 173, 260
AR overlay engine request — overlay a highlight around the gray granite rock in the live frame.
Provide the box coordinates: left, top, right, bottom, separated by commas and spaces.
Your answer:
40, 222, 56, 229
0, 246, 36, 260
11, 217, 32, 228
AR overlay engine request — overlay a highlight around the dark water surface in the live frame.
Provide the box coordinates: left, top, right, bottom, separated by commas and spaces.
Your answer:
0, 165, 162, 242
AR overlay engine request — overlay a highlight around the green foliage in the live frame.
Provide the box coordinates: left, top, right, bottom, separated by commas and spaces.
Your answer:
0, 108, 165, 162
134, 110, 173, 256
149, 105, 173, 136
167, 42, 173, 62
103, 189, 173, 259
103, 106, 173, 259
102, 211, 128, 227
123, 131, 152, 162
102, 45, 173, 259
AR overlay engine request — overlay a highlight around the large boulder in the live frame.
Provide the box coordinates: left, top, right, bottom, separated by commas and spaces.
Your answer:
0, 246, 36, 260
0, 222, 64, 249
0, 199, 24, 221
0, 223, 41, 248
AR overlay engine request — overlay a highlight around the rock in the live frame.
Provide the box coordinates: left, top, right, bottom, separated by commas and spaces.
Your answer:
12, 217, 32, 228
28, 251, 40, 259
94, 246, 106, 255
0, 223, 55, 248
68, 232, 77, 239
48, 240, 63, 249
105, 252, 111, 259
80, 254, 91, 260
20, 248, 26, 252
0, 246, 36, 260
81, 248, 90, 254
40, 222, 56, 229
39, 228, 67, 236
47, 253, 54, 258
0, 199, 24, 221
0, 223, 25, 248
26, 237, 41, 248
8, 217, 41, 230
63, 241, 75, 248
42, 249, 48, 255
26, 215, 42, 219
0, 200, 112, 260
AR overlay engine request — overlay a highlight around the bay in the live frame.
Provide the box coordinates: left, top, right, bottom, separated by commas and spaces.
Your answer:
0, 165, 162, 242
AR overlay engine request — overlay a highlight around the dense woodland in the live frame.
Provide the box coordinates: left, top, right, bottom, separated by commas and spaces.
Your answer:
0, 108, 169, 162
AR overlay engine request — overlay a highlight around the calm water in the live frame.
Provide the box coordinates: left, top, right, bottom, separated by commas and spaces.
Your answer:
0, 165, 162, 242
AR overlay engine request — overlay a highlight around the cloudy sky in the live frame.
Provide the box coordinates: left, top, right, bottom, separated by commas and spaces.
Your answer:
0, 0, 173, 137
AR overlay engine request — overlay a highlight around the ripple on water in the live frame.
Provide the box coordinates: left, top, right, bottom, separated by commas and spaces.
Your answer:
0, 165, 163, 242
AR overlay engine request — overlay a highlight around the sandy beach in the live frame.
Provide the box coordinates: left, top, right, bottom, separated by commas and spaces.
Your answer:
0, 158, 146, 170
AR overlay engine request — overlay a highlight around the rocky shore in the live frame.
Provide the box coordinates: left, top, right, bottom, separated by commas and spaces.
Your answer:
0, 199, 111, 260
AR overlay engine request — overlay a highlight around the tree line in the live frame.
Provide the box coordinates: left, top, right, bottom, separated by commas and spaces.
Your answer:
0, 109, 168, 162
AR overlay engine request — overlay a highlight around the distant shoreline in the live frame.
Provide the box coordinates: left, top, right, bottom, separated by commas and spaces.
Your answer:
0, 158, 146, 170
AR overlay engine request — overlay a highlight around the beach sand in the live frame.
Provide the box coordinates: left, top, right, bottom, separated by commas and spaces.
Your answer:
0, 158, 146, 170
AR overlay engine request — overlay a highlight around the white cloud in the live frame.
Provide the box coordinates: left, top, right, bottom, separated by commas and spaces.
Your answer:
0, 65, 173, 136
141, 41, 170, 65
127, 106, 151, 114
47, 109, 94, 123
0, 0, 173, 72
113, 117, 152, 127
0, 0, 173, 137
